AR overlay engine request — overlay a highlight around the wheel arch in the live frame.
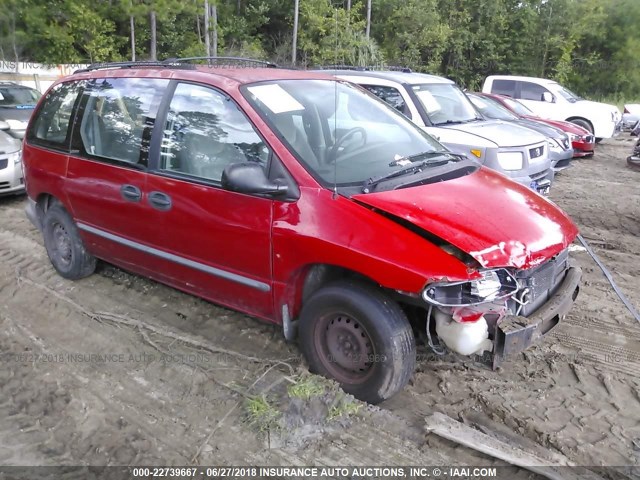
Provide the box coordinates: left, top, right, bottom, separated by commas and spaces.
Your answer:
565, 116, 594, 133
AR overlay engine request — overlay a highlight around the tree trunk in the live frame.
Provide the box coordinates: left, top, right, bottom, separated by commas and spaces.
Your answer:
365, 0, 371, 39
204, 0, 210, 56
292, 0, 299, 65
211, 3, 218, 57
11, 11, 19, 65
149, 10, 157, 60
130, 14, 136, 61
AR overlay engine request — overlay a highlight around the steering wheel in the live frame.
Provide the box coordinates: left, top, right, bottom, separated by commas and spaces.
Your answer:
328, 127, 367, 163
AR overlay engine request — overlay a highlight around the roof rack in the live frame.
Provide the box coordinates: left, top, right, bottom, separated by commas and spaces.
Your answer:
74, 61, 195, 74
318, 65, 372, 71
162, 56, 278, 68
73, 57, 278, 74
317, 64, 412, 73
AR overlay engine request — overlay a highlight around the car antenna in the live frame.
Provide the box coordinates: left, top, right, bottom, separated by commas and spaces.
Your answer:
332, 5, 339, 200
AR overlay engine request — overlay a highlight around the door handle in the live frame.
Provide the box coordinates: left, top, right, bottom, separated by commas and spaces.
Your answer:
148, 191, 172, 211
121, 184, 142, 202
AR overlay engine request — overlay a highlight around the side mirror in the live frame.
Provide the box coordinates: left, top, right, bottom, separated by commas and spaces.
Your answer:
541, 92, 555, 103
0, 120, 9, 131
222, 162, 288, 196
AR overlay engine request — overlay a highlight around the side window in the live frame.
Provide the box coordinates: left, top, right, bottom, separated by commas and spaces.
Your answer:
160, 83, 270, 183
491, 79, 516, 97
28, 81, 81, 150
74, 78, 167, 167
361, 84, 409, 116
519, 82, 550, 101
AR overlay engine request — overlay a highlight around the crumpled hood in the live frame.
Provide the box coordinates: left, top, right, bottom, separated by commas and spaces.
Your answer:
442, 119, 546, 147
353, 167, 578, 270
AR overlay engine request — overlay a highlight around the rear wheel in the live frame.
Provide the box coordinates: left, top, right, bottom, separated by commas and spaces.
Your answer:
298, 280, 416, 404
42, 204, 96, 280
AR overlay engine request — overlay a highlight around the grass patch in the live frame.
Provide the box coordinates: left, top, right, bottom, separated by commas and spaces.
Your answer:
245, 395, 281, 433
328, 398, 362, 421
287, 375, 327, 400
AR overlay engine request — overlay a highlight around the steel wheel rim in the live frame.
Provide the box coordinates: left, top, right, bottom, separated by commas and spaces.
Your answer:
314, 312, 375, 384
51, 222, 73, 268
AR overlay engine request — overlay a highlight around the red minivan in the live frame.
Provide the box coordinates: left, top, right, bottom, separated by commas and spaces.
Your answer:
22, 60, 581, 403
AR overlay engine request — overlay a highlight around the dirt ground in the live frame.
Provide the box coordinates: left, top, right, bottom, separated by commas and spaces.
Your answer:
0, 138, 638, 473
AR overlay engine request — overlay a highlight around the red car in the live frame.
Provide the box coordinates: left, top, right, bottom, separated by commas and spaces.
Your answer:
22, 60, 581, 403
478, 93, 595, 158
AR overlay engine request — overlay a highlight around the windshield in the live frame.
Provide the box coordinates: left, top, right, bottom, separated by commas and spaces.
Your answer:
412, 83, 481, 125
502, 96, 533, 116
0, 86, 41, 107
553, 84, 581, 103
242, 79, 450, 187
467, 94, 518, 121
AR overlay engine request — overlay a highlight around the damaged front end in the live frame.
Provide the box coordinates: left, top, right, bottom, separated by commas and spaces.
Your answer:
422, 248, 582, 368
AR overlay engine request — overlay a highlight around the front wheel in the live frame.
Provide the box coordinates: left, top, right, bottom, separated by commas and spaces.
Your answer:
298, 280, 416, 404
42, 204, 97, 280
569, 118, 593, 134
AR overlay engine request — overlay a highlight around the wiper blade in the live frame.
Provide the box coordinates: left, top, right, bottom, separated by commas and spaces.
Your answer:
433, 117, 481, 126
362, 151, 461, 192
433, 119, 462, 126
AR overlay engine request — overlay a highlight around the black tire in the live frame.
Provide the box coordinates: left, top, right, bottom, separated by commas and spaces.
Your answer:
42, 204, 96, 280
298, 280, 416, 404
595, 138, 603, 144
568, 118, 593, 134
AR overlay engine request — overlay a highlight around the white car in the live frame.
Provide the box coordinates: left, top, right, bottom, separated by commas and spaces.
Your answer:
0, 121, 24, 196
482, 75, 622, 140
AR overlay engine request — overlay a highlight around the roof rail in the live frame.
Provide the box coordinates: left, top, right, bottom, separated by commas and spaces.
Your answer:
387, 66, 413, 73
317, 65, 371, 71
162, 56, 278, 68
317, 64, 412, 73
74, 61, 195, 74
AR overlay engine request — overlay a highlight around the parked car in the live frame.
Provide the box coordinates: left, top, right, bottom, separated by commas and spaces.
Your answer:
321, 69, 554, 195
482, 75, 622, 141
0, 81, 42, 139
629, 123, 640, 170
23, 60, 581, 403
466, 92, 573, 172
0, 122, 24, 195
480, 93, 595, 158
623, 104, 640, 132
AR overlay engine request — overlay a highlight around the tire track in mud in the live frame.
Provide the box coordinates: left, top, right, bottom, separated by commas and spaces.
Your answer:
0, 203, 484, 468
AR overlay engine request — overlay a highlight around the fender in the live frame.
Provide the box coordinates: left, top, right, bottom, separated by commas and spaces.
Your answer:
271, 186, 475, 319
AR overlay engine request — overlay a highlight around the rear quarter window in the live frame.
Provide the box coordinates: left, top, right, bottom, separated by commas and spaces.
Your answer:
491, 79, 516, 97
27, 81, 82, 151
71, 77, 168, 168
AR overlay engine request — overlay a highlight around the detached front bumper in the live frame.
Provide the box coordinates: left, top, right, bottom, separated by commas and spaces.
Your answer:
492, 263, 582, 368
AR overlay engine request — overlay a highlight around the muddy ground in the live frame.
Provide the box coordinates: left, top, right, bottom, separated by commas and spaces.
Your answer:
0, 138, 638, 474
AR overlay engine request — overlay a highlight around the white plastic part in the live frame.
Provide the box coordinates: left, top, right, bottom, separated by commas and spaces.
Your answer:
434, 309, 493, 356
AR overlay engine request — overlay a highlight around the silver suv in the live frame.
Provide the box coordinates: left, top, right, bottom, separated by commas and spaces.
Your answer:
0, 81, 42, 139
323, 70, 554, 194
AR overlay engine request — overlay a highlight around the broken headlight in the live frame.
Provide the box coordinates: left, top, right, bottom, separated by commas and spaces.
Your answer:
422, 268, 519, 306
